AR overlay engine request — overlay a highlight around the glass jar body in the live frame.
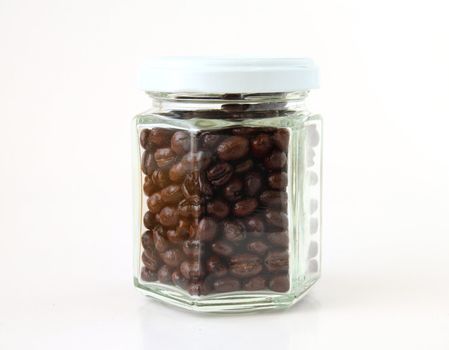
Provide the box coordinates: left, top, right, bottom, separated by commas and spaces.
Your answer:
132, 94, 322, 313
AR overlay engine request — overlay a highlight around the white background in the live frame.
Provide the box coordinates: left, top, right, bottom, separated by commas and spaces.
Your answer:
1, 0, 448, 349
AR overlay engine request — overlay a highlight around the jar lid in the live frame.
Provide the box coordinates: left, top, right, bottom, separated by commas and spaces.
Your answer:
139, 57, 319, 94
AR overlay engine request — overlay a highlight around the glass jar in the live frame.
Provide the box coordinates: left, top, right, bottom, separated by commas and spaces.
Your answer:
132, 58, 322, 312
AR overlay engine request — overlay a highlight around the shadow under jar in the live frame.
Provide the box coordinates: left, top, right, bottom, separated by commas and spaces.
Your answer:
133, 58, 322, 313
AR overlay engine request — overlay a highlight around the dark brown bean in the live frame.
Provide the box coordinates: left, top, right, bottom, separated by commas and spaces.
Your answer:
259, 191, 287, 208
233, 198, 258, 217
264, 250, 289, 272
142, 249, 159, 272
206, 256, 228, 278
160, 248, 184, 268
141, 230, 154, 250
159, 206, 179, 227
196, 217, 217, 241
169, 162, 187, 183
234, 159, 253, 173
223, 178, 243, 202
188, 281, 210, 296
223, 220, 246, 243
143, 176, 158, 196
229, 253, 262, 278
157, 265, 172, 284
143, 211, 155, 229
207, 162, 233, 186
141, 150, 155, 175
154, 148, 177, 169
265, 209, 288, 229
151, 169, 170, 188
244, 216, 265, 238
269, 274, 290, 292
244, 172, 263, 197
172, 270, 188, 288
160, 184, 184, 204
264, 150, 287, 170
153, 226, 169, 253
182, 240, 205, 258
167, 220, 190, 244
147, 192, 164, 214
200, 133, 221, 149
246, 240, 269, 255
180, 260, 204, 280
141, 267, 157, 282
251, 133, 273, 158
211, 240, 234, 257
272, 129, 289, 151
140, 129, 151, 149
206, 199, 230, 219
268, 172, 288, 190
171, 131, 191, 155
217, 136, 249, 161
149, 128, 173, 147
182, 151, 211, 171
213, 277, 240, 293
243, 276, 267, 291
267, 231, 289, 248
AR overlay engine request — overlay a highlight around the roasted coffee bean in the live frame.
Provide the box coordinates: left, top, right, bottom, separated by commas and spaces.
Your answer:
141, 150, 155, 175
213, 277, 240, 293
160, 248, 184, 267
142, 249, 159, 272
211, 240, 234, 257
140, 129, 151, 149
153, 226, 169, 253
143, 211, 155, 229
180, 260, 204, 280
251, 133, 273, 158
154, 148, 177, 169
223, 220, 246, 243
272, 129, 289, 151
143, 176, 158, 196
243, 276, 267, 291
264, 150, 287, 170
234, 159, 253, 173
268, 172, 288, 190
172, 270, 189, 288
160, 184, 183, 204
233, 198, 258, 217
188, 281, 210, 296
269, 274, 290, 292
169, 162, 187, 183
247, 240, 269, 255
265, 209, 288, 229
151, 169, 170, 189
244, 172, 262, 196
217, 136, 249, 161
267, 231, 289, 248
264, 250, 289, 272
229, 254, 262, 278
159, 206, 179, 227
141, 267, 157, 282
196, 217, 217, 241
141, 230, 154, 250
244, 216, 265, 238
199, 174, 213, 196
207, 162, 233, 186
206, 256, 227, 277
206, 199, 230, 219
149, 128, 173, 146
147, 192, 164, 214
157, 265, 172, 284
182, 240, 204, 258
182, 151, 211, 171
200, 133, 221, 149
259, 191, 287, 208
171, 131, 191, 155
223, 178, 243, 202
167, 220, 190, 244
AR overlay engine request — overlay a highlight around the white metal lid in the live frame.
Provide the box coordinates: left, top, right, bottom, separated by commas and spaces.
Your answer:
139, 57, 319, 93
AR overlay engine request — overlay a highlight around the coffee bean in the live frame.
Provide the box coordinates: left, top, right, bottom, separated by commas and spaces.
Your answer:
182, 240, 204, 258
211, 240, 234, 257
141, 267, 157, 282
141, 150, 155, 175
153, 226, 169, 253
159, 206, 179, 227
223, 178, 243, 202
143, 176, 158, 196
229, 253, 262, 278
233, 198, 258, 217
160, 248, 184, 267
264, 150, 287, 170
243, 276, 267, 291
265, 209, 288, 229
234, 159, 253, 173
160, 184, 183, 204
143, 211, 155, 229
142, 249, 159, 272
167, 220, 190, 244
244, 216, 265, 238
206, 199, 230, 219
244, 172, 262, 197
154, 148, 177, 169
188, 281, 210, 296
207, 162, 233, 186
251, 133, 273, 158
269, 274, 290, 292
169, 162, 187, 183
268, 172, 288, 190
171, 131, 191, 155
141, 230, 154, 250
272, 129, 289, 151
200, 133, 221, 149
213, 277, 240, 293
151, 169, 170, 189
246, 240, 269, 255
206, 256, 228, 277
172, 270, 189, 288
180, 260, 204, 280
147, 192, 164, 214
264, 250, 289, 272
267, 231, 289, 248
196, 217, 217, 241
223, 220, 246, 243
182, 151, 211, 171
149, 128, 173, 146
259, 191, 287, 208
157, 265, 172, 284
140, 129, 151, 149
217, 136, 249, 161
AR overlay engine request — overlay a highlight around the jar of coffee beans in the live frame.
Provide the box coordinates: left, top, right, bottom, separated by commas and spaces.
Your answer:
133, 58, 321, 312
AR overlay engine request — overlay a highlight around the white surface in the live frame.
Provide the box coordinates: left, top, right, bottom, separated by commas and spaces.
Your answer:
139, 57, 319, 93
1, 0, 449, 349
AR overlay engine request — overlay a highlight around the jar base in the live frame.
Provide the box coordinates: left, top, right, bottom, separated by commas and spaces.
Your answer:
134, 277, 319, 313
